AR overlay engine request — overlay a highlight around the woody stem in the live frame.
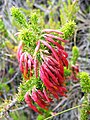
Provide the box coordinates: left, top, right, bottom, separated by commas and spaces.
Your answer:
45, 104, 85, 120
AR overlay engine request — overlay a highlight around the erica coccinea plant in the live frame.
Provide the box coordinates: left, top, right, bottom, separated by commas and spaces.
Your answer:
11, 7, 76, 114
17, 29, 68, 113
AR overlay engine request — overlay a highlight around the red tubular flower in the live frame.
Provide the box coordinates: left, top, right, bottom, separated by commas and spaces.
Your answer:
43, 89, 52, 103
19, 52, 29, 79
23, 53, 28, 78
42, 29, 63, 34
35, 91, 49, 107
33, 59, 39, 78
27, 54, 34, 79
44, 36, 64, 50
44, 60, 64, 84
47, 56, 64, 76
24, 92, 41, 113
57, 86, 67, 96
40, 66, 59, 99
45, 56, 58, 67
17, 41, 23, 62
35, 89, 53, 103
40, 63, 66, 97
33, 41, 40, 57
19, 53, 25, 73
31, 88, 49, 110
40, 65, 54, 88
28, 54, 34, 64
57, 48, 68, 68
27, 59, 32, 77
40, 70, 51, 89
36, 90, 47, 101
40, 40, 59, 61
44, 34, 69, 43
45, 57, 64, 80
42, 63, 60, 85
61, 55, 68, 68
57, 48, 68, 58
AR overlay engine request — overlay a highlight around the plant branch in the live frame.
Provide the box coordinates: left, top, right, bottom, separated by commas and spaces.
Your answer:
0, 99, 17, 118
45, 104, 84, 120
9, 104, 28, 112
5, 70, 20, 84
33, 3, 50, 14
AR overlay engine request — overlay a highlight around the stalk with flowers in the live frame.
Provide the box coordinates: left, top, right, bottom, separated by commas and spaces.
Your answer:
11, 6, 77, 118
17, 24, 69, 113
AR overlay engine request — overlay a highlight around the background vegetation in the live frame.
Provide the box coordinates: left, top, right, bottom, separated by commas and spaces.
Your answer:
0, 0, 90, 120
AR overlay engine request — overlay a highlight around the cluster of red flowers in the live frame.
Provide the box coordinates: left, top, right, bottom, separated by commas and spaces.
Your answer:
17, 29, 69, 113
17, 41, 38, 79
24, 88, 52, 113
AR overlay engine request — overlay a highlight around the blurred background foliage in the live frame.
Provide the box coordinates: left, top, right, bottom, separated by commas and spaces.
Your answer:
0, 0, 90, 120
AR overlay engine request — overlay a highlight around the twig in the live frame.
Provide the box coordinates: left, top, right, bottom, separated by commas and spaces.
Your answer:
45, 104, 83, 120
33, 3, 50, 14
7, 31, 18, 44
70, 83, 80, 90
4, 112, 13, 120
1, 57, 18, 66
0, 99, 17, 118
53, 97, 67, 111
5, 70, 20, 84
9, 104, 28, 112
